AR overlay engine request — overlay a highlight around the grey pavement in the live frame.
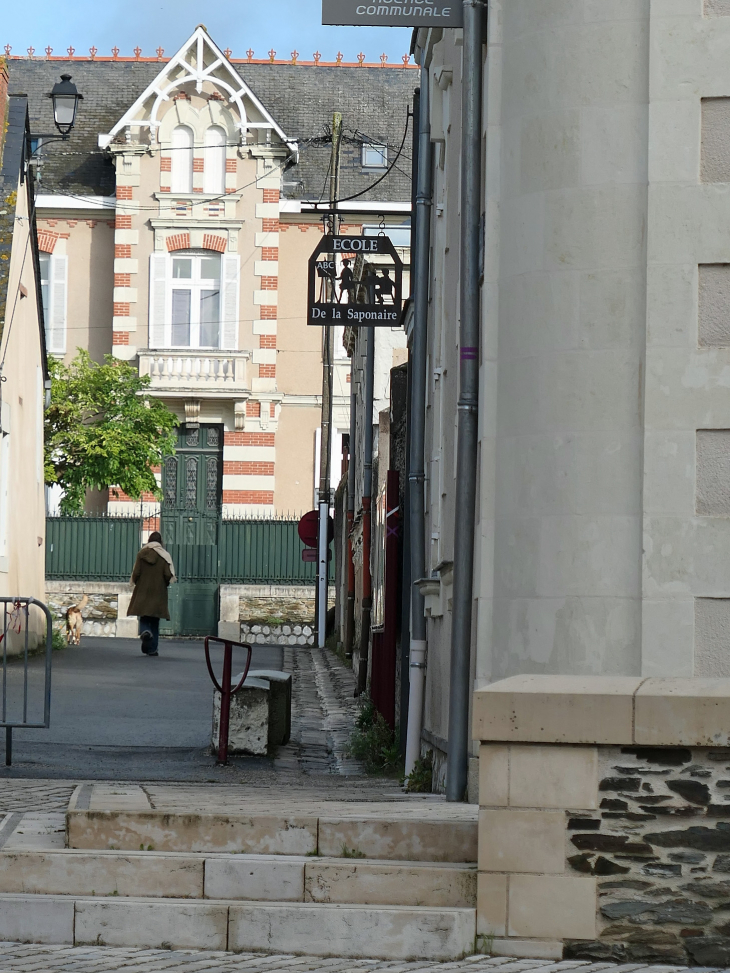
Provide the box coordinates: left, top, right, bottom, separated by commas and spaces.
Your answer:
1, 637, 281, 780
0, 947, 711, 972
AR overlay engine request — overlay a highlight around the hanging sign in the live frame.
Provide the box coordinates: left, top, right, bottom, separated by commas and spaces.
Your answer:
308, 234, 404, 327
322, 0, 463, 27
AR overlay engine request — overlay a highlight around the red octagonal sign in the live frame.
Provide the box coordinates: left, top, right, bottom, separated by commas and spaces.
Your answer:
298, 510, 334, 549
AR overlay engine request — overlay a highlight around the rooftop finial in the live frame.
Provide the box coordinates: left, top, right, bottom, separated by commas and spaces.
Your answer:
112, 46, 120, 59
291, 50, 298, 64
89, 46, 97, 59
134, 46, 142, 59
357, 52, 365, 66
336, 51, 343, 65
156, 46, 165, 59
246, 48, 254, 62
45, 46, 53, 58
313, 51, 321, 65
380, 52, 388, 67
67, 46, 74, 57
268, 48, 276, 63
4, 45, 11, 56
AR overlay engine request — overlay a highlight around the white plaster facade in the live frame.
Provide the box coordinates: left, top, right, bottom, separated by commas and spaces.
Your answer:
414, 0, 730, 770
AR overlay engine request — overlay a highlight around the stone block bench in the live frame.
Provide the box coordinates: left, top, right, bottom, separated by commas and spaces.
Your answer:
473, 675, 730, 967
211, 670, 292, 756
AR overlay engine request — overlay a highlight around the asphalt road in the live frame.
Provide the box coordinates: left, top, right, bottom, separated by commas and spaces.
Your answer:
0, 637, 283, 780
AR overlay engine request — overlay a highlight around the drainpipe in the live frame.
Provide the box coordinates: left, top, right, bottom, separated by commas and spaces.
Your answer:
357, 325, 375, 694
404, 54, 432, 776
345, 353, 357, 658
446, 0, 484, 802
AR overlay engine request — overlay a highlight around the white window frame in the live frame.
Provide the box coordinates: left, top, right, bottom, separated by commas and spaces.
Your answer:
169, 253, 223, 350
39, 251, 67, 355
203, 126, 227, 195
171, 125, 194, 194
149, 251, 239, 352
362, 143, 388, 169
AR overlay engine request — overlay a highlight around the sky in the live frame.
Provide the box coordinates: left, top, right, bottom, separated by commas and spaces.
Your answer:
1, 0, 414, 65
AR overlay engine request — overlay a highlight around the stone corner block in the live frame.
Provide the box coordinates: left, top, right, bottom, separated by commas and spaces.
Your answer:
0, 893, 74, 944
479, 743, 508, 806
477, 872, 506, 936
507, 874, 597, 941
473, 675, 643, 745
635, 677, 730, 746
490, 938, 564, 961
508, 744, 598, 810
478, 808, 564, 874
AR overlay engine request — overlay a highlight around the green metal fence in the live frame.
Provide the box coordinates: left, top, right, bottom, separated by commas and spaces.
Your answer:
46, 516, 142, 582
46, 516, 331, 584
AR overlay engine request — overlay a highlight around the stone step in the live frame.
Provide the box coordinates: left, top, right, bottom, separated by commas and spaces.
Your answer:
0, 893, 476, 960
0, 849, 476, 907
67, 809, 478, 862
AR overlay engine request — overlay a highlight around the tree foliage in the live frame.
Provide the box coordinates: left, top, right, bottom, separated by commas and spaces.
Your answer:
44, 350, 178, 514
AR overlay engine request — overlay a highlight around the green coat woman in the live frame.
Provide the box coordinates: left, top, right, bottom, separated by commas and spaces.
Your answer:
127, 532, 176, 655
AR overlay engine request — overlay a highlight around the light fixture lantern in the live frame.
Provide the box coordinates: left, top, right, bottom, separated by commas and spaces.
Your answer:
48, 75, 82, 136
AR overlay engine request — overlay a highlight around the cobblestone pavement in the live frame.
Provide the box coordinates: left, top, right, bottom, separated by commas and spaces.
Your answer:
0, 947, 712, 973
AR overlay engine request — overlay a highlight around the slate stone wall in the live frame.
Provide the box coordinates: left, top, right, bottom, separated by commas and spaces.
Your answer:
566, 745, 730, 967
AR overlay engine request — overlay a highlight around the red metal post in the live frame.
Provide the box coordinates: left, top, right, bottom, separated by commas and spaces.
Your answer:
204, 636, 252, 767
218, 640, 233, 765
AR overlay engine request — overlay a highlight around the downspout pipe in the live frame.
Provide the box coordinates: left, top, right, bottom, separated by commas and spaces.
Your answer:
357, 324, 375, 694
404, 53, 432, 776
446, 0, 484, 802
345, 356, 357, 658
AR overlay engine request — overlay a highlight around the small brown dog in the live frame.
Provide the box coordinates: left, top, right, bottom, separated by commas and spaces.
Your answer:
65, 594, 89, 645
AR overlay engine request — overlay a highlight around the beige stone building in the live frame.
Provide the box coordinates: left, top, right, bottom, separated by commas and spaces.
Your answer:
9, 28, 414, 526
0, 61, 49, 646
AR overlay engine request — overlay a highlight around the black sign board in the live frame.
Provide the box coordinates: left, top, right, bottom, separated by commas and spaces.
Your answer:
308, 234, 403, 328
322, 0, 463, 27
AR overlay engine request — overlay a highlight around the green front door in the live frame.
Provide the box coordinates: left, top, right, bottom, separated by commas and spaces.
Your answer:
160, 424, 222, 637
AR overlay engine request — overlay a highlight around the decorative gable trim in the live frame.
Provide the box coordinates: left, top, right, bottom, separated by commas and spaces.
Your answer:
99, 25, 296, 156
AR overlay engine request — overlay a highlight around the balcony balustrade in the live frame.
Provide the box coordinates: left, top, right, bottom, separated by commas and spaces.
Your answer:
138, 350, 250, 398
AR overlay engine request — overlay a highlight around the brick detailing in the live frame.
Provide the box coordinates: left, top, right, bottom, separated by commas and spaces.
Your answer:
109, 488, 157, 502
346, 373, 351, 383
202, 234, 227, 253
261, 247, 279, 261
246, 401, 261, 417
116, 185, 133, 200
224, 432, 276, 447
115, 215, 132, 229
113, 303, 131, 316
37, 230, 59, 253
112, 332, 130, 345
263, 189, 280, 203
114, 274, 131, 287
261, 276, 278, 290
225, 187, 236, 194
262, 218, 280, 233
260, 306, 278, 320
115, 245, 132, 259
259, 364, 276, 378
166, 233, 191, 252
143, 516, 161, 532
194, 187, 205, 193
259, 335, 277, 349
222, 491, 274, 505
160, 157, 172, 172
193, 158, 204, 172
224, 462, 275, 476
160, 186, 171, 193
226, 158, 237, 172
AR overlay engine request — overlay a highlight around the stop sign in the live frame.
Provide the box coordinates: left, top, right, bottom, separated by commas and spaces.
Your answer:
298, 510, 334, 548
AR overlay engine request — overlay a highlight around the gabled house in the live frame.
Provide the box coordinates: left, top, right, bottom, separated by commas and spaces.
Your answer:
0, 58, 49, 646
9, 28, 415, 525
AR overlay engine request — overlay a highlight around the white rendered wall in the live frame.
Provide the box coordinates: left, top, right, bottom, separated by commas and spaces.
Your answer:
479, 0, 651, 683
641, 1, 730, 677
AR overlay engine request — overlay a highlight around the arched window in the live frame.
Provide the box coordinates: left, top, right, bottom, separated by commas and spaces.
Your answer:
171, 125, 193, 193
203, 126, 226, 195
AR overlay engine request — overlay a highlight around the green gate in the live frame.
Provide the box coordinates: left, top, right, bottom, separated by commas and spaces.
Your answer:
159, 424, 222, 637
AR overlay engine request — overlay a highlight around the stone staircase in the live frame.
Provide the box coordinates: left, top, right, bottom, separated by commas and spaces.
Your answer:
0, 786, 479, 960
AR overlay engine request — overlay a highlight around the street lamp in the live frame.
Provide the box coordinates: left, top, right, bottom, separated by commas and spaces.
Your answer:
27, 74, 83, 159
48, 74, 83, 136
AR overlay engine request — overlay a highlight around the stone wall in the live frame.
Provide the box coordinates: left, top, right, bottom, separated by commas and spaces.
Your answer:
45, 581, 134, 638
474, 675, 730, 966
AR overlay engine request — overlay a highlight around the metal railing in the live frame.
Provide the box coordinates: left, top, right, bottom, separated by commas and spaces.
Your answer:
0, 597, 53, 766
47, 516, 332, 584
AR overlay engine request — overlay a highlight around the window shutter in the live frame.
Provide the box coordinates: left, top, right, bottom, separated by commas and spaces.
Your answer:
148, 253, 168, 349
48, 255, 67, 354
220, 254, 239, 350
